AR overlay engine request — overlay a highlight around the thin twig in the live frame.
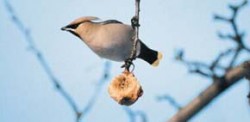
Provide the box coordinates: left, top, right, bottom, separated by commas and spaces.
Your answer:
169, 1, 249, 121
157, 95, 182, 110
132, 0, 141, 59
123, 107, 148, 122
215, 0, 246, 69
214, 0, 247, 70
123, 0, 141, 71
175, 53, 214, 78
210, 48, 234, 71
228, 47, 242, 70
190, 68, 212, 78
78, 61, 111, 121
215, 1, 247, 45
3, 1, 112, 122
244, 47, 250, 52
3, 0, 80, 114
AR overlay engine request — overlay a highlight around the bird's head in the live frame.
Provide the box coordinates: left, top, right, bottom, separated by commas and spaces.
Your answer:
61, 16, 100, 38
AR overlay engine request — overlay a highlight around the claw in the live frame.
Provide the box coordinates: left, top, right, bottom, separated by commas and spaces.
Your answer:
121, 59, 135, 72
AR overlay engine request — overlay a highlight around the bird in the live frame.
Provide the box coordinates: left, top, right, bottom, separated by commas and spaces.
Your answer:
61, 16, 162, 66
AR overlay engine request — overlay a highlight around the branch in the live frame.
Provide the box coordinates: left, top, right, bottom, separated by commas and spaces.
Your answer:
215, 1, 249, 70
78, 61, 111, 121
3, 1, 112, 122
227, 47, 242, 70
210, 48, 234, 71
246, 62, 250, 80
176, 0, 249, 78
123, 107, 148, 122
3, 0, 80, 114
215, 0, 248, 60
244, 62, 250, 104
157, 95, 182, 110
169, 61, 250, 122
175, 50, 214, 78
215, 0, 247, 45
170, 1, 250, 121
244, 62, 250, 80
124, 0, 141, 70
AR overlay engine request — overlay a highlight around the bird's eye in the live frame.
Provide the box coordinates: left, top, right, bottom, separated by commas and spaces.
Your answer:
66, 24, 79, 29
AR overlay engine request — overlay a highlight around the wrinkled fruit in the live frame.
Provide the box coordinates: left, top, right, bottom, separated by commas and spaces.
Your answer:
108, 71, 143, 106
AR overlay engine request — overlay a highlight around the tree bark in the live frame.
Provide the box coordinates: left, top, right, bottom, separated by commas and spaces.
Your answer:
168, 61, 250, 122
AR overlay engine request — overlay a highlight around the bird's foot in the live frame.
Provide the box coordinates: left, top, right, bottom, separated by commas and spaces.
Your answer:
121, 59, 135, 72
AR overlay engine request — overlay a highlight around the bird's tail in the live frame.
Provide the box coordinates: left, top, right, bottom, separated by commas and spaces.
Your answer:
137, 42, 163, 67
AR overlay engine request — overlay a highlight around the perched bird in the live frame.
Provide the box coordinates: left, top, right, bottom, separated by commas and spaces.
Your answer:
61, 16, 162, 66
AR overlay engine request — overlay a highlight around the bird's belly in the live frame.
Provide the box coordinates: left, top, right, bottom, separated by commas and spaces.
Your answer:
87, 39, 132, 61
85, 24, 135, 61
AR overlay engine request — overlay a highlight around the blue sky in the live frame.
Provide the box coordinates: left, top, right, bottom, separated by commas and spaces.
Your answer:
1, 0, 250, 122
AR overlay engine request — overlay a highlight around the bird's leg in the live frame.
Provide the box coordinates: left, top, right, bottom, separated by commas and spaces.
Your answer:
121, 59, 135, 72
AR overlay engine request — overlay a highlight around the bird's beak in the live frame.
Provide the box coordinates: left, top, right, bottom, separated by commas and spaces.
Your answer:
61, 25, 80, 38
61, 26, 71, 31
61, 26, 66, 31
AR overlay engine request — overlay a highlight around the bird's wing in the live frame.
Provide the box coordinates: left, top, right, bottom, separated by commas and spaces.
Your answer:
99, 20, 123, 25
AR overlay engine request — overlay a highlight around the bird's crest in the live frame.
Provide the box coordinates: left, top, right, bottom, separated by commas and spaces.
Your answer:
67, 16, 100, 27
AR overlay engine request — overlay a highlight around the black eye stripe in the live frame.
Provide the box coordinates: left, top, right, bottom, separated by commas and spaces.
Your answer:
66, 24, 79, 29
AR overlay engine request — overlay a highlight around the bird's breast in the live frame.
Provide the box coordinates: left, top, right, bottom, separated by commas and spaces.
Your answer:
85, 24, 136, 61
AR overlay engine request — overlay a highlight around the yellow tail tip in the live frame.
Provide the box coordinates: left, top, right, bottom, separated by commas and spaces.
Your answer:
152, 52, 163, 67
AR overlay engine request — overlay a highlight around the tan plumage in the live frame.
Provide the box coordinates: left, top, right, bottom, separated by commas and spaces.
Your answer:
62, 16, 162, 66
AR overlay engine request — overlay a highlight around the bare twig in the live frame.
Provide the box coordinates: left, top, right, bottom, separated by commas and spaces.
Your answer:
245, 48, 250, 52
214, 0, 249, 69
3, 1, 111, 122
169, 61, 250, 122
175, 51, 214, 78
175, 49, 230, 78
123, 0, 141, 70
157, 95, 182, 110
169, 1, 249, 121
210, 48, 234, 71
217, 32, 235, 40
78, 61, 111, 122
215, 0, 247, 44
132, 0, 140, 49
228, 47, 242, 70
3, 0, 80, 114
123, 107, 148, 122
215, 0, 248, 70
